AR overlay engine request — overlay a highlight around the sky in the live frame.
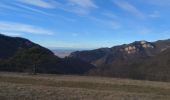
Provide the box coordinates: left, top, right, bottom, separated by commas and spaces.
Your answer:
0, 0, 170, 49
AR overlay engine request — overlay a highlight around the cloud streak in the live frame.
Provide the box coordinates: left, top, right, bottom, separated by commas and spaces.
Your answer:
89, 16, 121, 29
0, 1, 54, 17
0, 2, 17, 10
1, 0, 98, 16
0, 32, 21, 36
113, 0, 144, 18
145, 0, 170, 6
0, 21, 54, 35
16, 0, 98, 15
13, 3, 52, 16
68, 0, 97, 8
149, 11, 160, 18
17, 0, 56, 9
60, 0, 98, 15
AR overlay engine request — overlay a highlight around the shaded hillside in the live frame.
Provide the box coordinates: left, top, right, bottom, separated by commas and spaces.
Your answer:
136, 48, 170, 81
0, 34, 53, 59
70, 40, 166, 67
70, 39, 170, 81
0, 34, 94, 74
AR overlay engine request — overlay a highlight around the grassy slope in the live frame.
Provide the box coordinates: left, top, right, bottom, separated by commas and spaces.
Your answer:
0, 72, 170, 100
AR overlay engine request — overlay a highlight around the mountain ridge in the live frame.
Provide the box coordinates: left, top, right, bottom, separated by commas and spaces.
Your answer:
70, 39, 170, 65
70, 38, 170, 81
1, 33, 170, 81
0, 34, 95, 74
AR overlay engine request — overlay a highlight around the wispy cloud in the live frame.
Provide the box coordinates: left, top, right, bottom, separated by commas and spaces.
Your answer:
138, 28, 152, 34
0, 32, 21, 36
17, 0, 98, 15
89, 16, 121, 29
17, 0, 56, 9
60, 0, 98, 15
0, 21, 54, 35
68, 0, 97, 8
1, 0, 98, 16
102, 12, 118, 19
0, 1, 74, 22
13, 3, 52, 16
149, 11, 160, 18
113, 0, 144, 18
0, 1, 54, 17
144, 0, 170, 6
0, 2, 21, 11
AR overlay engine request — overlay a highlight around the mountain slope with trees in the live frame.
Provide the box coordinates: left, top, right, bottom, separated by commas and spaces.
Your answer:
0, 34, 95, 74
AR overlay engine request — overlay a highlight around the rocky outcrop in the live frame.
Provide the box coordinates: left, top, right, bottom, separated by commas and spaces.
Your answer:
123, 41, 155, 54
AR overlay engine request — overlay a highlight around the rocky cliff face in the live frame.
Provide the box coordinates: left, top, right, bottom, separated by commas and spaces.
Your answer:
123, 41, 154, 54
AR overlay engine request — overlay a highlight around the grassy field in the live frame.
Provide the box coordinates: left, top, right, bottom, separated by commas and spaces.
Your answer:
0, 72, 170, 100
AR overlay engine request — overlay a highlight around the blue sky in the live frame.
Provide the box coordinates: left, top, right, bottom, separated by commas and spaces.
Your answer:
0, 0, 170, 49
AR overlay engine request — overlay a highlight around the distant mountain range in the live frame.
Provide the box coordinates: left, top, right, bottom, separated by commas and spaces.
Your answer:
1, 33, 170, 82
51, 48, 92, 58
52, 49, 79, 58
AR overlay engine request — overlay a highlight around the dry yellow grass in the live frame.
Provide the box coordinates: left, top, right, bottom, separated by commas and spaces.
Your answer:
0, 72, 170, 100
